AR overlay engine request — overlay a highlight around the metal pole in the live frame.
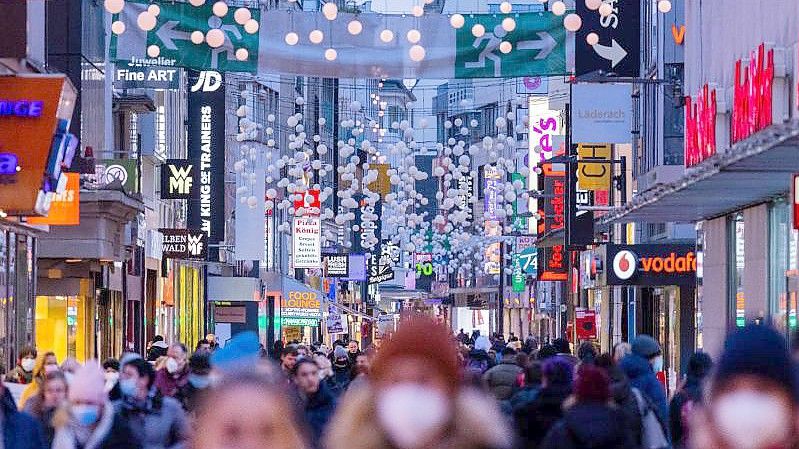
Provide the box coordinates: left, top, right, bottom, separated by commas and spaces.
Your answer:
498, 240, 505, 337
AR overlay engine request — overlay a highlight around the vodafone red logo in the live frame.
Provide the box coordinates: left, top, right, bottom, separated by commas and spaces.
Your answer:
613, 250, 637, 280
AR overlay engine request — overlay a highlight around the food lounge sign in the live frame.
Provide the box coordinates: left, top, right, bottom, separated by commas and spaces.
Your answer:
606, 244, 696, 286
281, 291, 322, 319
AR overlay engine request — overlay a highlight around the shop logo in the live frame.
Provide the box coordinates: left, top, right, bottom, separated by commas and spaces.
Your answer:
168, 163, 193, 195
190, 70, 222, 92
613, 250, 637, 280
187, 233, 205, 256
103, 164, 129, 185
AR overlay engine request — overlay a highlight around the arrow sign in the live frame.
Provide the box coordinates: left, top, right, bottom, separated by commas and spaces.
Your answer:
591, 39, 628, 68
156, 20, 192, 50
517, 32, 558, 60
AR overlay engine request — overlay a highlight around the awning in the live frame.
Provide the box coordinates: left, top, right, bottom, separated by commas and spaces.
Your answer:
601, 120, 799, 224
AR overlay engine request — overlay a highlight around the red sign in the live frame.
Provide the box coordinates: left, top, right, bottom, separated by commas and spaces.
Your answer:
732, 43, 774, 143
575, 308, 597, 340
684, 84, 717, 167
793, 174, 799, 231
294, 188, 321, 216
537, 245, 567, 281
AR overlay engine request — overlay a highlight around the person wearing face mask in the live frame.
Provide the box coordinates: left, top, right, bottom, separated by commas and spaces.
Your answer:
51, 361, 140, 449
19, 350, 59, 409
688, 325, 797, 449
328, 346, 352, 396
25, 370, 68, 445
154, 343, 190, 398
118, 357, 189, 449
5, 345, 37, 384
0, 371, 46, 449
325, 315, 512, 449
618, 334, 669, 428
293, 359, 337, 449
178, 353, 212, 413
103, 358, 122, 401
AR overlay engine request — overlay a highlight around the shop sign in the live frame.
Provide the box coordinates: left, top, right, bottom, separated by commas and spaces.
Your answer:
187, 70, 225, 261
368, 239, 400, 285
518, 246, 538, 276
510, 173, 527, 231
732, 43, 774, 144
214, 306, 246, 324
28, 173, 80, 226
292, 217, 322, 269
281, 290, 322, 319
325, 306, 345, 333
283, 317, 320, 327
793, 174, 799, 230
160, 228, 208, 260
86, 159, 139, 193
114, 65, 181, 89
575, 0, 641, 77
160, 159, 196, 199
323, 254, 349, 277
352, 197, 381, 253
575, 308, 597, 340
293, 188, 321, 216
483, 165, 502, 220
606, 244, 696, 285
572, 84, 632, 144
517, 76, 548, 95
484, 221, 501, 275
537, 245, 567, 281
457, 174, 473, 212
367, 163, 392, 198
540, 164, 565, 235
566, 146, 595, 249
577, 144, 611, 190
528, 99, 562, 158
512, 253, 526, 292
685, 84, 717, 167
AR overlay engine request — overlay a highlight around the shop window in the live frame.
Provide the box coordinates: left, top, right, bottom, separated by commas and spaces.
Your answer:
727, 213, 745, 327
769, 199, 798, 335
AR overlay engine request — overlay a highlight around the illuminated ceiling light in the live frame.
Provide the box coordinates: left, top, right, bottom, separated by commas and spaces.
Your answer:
412, 5, 424, 17
147, 4, 160, 16
137, 11, 157, 31
111, 20, 126, 35
551, 1, 566, 15
501, 17, 516, 32
188, 0, 205, 5
325, 48, 338, 61
212, 1, 228, 17
244, 19, 259, 34
206, 28, 225, 48
471, 23, 485, 37
147, 44, 160, 57
563, 13, 582, 32
380, 29, 395, 43
234, 7, 251, 25
657, 0, 672, 13
599, 2, 613, 16
450, 13, 465, 29
347, 19, 363, 35
322, 2, 338, 20
309, 29, 324, 44
409, 44, 426, 62
585, 0, 602, 10
586, 32, 599, 45
235, 48, 249, 60
499, 41, 512, 53
406, 29, 421, 44
190, 30, 204, 44
499, 1, 512, 13
104, 0, 125, 14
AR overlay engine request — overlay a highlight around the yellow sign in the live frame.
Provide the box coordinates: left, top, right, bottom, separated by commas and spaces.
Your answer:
368, 163, 391, 198
577, 144, 611, 191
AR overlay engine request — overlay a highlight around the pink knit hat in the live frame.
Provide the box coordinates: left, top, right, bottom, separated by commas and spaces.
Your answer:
69, 360, 106, 404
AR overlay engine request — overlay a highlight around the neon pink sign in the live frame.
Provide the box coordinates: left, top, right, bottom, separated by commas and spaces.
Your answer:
732, 43, 774, 143
684, 84, 717, 167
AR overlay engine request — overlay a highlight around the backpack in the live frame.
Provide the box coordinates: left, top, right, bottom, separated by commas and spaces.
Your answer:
466, 357, 489, 376
632, 387, 670, 449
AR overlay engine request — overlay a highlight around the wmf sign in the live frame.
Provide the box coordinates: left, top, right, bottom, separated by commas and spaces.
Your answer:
160, 159, 196, 199
160, 228, 208, 260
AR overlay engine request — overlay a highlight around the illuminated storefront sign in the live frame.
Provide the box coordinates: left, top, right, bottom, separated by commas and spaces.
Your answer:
732, 43, 774, 144
281, 290, 322, 319
160, 228, 208, 260
0, 99, 44, 117
606, 244, 697, 286
160, 159, 196, 199
28, 173, 80, 226
684, 84, 717, 167
483, 165, 502, 220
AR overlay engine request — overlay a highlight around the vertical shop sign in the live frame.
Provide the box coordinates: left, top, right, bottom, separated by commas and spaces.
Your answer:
511, 172, 527, 231
28, 173, 80, 225
484, 165, 502, 220
793, 174, 799, 231
732, 43, 774, 143
292, 217, 322, 268
566, 144, 594, 249
187, 70, 225, 261
685, 84, 717, 167
512, 252, 526, 292
575, 0, 641, 77
577, 144, 611, 190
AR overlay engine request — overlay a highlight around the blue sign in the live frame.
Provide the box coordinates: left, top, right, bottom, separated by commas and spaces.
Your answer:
519, 247, 538, 275
0, 100, 43, 117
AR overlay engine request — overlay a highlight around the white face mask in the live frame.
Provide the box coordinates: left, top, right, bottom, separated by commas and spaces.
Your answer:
376, 383, 451, 449
712, 391, 792, 449
165, 357, 179, 374
21, 358, 35, 372
651, 355, 664, 372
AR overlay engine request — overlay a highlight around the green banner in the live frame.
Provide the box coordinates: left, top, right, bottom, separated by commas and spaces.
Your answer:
518, 246, 538, 276
511, 173, 527, 232
512, 253, 526, 292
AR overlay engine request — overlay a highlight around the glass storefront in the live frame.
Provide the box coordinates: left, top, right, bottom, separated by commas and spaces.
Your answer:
728, 213, 746, 327
176, 264, 204, 347
0, 229, 37, 371
769, 199, 799, 335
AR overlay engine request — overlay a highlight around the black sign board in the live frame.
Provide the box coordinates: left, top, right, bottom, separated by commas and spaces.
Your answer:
566, 146, 595, 249
368, 240, 399, 285
160, 228, 208, 260
160, 159, 196, 199
324, 254, 349, 277
186, 70, 225, 261
606, 244, 697, 286
576, 0, 641, 77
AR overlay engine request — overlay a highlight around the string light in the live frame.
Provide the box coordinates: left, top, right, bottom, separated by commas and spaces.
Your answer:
285, 31, 299, 45
450, 13, 465, 29
111, 21, 126, 34
104, 0, 125, 14
471, 23, 485, 37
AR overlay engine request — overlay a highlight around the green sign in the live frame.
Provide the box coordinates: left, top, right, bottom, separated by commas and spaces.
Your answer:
95, 159, 139, 194
518, 247, 538, 275
111, 0, 260, 73
511, 173, 527, 231
512, 253, 526, 292
281, 317, 319, 327
455, 13, 567, 78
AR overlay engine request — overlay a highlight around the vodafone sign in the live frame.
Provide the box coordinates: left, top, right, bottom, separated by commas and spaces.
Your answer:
606, 244, 697, 286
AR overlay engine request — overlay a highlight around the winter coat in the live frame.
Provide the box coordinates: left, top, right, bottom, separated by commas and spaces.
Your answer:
302, 382, 337, 449
508, 384, 541, 412
483, 359, 524, 401
147, 342, 168, 362
117, 391, 189, 449
539, 402, 637, 449
513, 384, 572, 449
5, 365, 34, 384
153, 368, 189, 398
327, 365, 351, 396
325, 386, 512, 449
51, 402, 140, 449
669, 377, 703, 448
1, 387, 46, 449
619, 354, 668, 427
607, 366, 643, 446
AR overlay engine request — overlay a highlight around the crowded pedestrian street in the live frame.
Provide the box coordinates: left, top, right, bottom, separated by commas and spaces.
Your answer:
1, 0, 799, 448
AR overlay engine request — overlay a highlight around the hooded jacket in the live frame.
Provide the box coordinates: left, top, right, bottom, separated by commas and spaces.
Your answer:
514, 383, 572, 449
302, 381, 337, 449
619, 354, 668, 426
116, 389, 189, 449
539, 402, 637, 449
51, 402, 140, 449
1, 387, 46, 449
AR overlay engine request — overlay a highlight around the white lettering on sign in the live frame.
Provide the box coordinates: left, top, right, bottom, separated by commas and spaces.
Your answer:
199, 105, 212, 235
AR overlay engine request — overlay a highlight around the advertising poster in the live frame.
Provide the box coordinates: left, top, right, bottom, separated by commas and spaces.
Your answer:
292, 217, 322, 268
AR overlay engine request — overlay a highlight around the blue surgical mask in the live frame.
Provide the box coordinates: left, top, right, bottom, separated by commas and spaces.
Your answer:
119, 378, 137, 397
651, 355, 664, 372
188, 374, 211, 389
72, 404, 100, 426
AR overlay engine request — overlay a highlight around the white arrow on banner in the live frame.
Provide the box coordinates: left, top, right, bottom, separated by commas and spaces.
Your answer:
517, 32, 558, 60
592, 39, 628, 68
156, 21, 191, 50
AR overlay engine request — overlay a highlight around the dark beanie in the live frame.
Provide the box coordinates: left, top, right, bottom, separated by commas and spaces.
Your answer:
715, 325, 795, 397
575, 364, 610, 403
631, 335, 661, 359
